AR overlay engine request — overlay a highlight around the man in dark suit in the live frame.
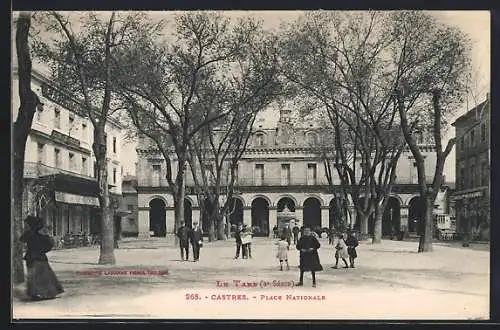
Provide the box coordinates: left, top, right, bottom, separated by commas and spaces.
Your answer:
234, 223, 243, 259
189, 221, 203, 262
176, 222, 190, 261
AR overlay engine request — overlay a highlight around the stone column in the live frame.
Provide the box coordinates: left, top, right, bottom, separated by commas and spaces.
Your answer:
243, 207, 252, 226
166, 208, 175, 234
400, 206, 409, 232
269, 207, 277, 237
137, 207, 150, 238
192, 208, 201, 225
321, 206, 330, 229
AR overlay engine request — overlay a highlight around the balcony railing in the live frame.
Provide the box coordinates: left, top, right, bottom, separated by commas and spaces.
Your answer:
24, 162, 96, 181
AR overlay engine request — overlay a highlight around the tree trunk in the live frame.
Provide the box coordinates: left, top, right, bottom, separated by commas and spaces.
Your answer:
216, 213, 226, 240
94, 127, 115, 264
372, 205, 383, 244
418, 196, 435, 253
173, 194, 185, 245
208, 217, 216, 242
13, 12, 38, 284
358, 212, 369, 235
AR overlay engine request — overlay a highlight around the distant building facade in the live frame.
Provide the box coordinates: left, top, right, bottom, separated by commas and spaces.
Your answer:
136, 110, 452, 238
12, 68, 125, 243
452, 95, 490, 240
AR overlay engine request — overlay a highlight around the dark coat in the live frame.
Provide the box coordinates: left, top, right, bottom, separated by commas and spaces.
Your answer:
234, 228, 242, 244
296, 235, 323, 272
189, 227, 203, 246
20, 229, 64, 299
345, 235, 359, 259
20, 230, 54, 267
292, 226, 300, 235
177, 226, 190, 247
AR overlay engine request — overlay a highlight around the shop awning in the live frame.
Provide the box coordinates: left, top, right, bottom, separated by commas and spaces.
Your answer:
55, 191, 100, 206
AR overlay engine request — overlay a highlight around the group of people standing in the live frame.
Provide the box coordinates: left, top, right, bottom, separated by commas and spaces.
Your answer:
234, 223, 253, 259
275, 224, 360, 287
176, 221, 204, 262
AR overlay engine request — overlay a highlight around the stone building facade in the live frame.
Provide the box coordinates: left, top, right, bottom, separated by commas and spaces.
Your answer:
135, 110, 453, 238
451, 95, 490, 240
12, 68, 125, 242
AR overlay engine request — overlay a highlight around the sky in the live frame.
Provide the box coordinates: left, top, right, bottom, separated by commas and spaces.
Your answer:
14, 11, 490, 179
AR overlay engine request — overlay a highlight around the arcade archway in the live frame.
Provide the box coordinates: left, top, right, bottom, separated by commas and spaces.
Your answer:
382, 197, 401, 236
408, 196, 426, 234
149, 198, 166, 237
303, 197, 321, 230
251, 197, 269, 237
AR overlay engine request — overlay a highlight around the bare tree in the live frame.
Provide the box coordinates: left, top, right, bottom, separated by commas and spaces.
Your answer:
279, 12, 408, 242
32, 11, 161, 263
391, 11, 471, 252
114, 13, 280, 240
12, 11, 42, 284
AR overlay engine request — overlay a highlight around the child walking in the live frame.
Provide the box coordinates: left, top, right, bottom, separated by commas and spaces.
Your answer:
276, 236, 290, 271
333, 233, 349, 269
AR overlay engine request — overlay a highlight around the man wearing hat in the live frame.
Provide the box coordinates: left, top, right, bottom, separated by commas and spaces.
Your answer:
189, 221, 203, 262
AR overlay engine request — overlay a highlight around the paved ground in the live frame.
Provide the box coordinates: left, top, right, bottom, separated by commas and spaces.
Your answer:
11, 237, 490, 320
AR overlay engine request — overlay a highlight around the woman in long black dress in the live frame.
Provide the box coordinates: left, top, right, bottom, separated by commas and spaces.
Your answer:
296, 227, 323, 287
20, 216, 64, 301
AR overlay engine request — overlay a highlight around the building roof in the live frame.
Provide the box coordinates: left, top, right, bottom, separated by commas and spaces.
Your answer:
452, 97, 490, 127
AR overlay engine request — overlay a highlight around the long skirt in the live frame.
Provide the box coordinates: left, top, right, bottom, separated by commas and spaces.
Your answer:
26, 260, 64, 300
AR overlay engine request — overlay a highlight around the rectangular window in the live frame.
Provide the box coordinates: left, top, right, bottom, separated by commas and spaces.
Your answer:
255, 164, 264, 185
81, 123, 87, 140
481, 123, 486, 143
470, 164, 475, 187
82, 157, 87, 176
470, 129, 475, 147
113, 168, 117, 184
204, 164, 214, 185
307, 163, 317, 185
233, 164, 239, 184
54, 108, 60, 129
481, 162, 488, 186
37, 143, 45, 164
152, 164, 161, 186
113, 137, 117, 154
69, 152, 75, 171
281, 164, 290, 185
127, 204, 134, 212
54, 148, 60, 168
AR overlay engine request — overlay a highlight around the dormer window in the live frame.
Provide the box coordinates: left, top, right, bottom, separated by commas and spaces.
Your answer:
255, 133, 265, 147
306, 132, 318, 145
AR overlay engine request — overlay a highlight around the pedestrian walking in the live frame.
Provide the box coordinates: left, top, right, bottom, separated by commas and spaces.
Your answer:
296, 227, 323, 287
333, 233, 349, 269
241, 224, 253, 259
234, 223, 243, 259
176, 222, 190, 261
20, 216, 64, 301
345, 231, 359, 268
276, 236, 290, 271
189, 221, 203, 262
292, 224, 300, 245
282, 224, 292, 250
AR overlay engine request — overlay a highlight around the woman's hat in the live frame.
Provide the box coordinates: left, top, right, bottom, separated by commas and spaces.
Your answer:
24, 215, 43, 229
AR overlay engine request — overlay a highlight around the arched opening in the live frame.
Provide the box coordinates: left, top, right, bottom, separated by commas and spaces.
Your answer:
201, 198, 213, 235
184, 198, 193, 228
382, 197, 401, 236
303, 197, 321, 231
277, 197, 295, 212
277, 197, 297, 229
251, 197, 269, 237
149, 198, 166, 237
228, 198, 244, 226
408, 196, 426, 234
329, 198, 343, 230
